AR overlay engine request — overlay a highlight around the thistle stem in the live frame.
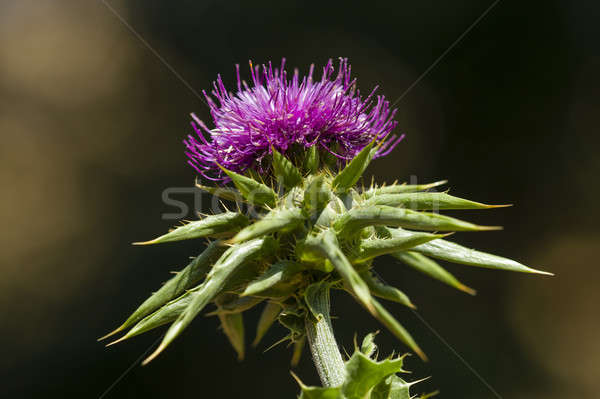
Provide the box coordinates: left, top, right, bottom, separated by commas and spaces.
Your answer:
305, 284, 345, 387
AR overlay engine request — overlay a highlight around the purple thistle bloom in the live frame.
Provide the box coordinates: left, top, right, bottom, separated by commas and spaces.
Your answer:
184, 58, 403, 181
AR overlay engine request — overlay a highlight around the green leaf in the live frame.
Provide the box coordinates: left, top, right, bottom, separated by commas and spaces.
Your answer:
302, 231, 373, 313
142, 237, 278, 364
303, 145, 320, 174
360, 271, 415, 309
243, 260, 304, 297
219, 166, 278, 208
218, 312, 245, 360
409, 237, 553, 275
354, 230, 448, 262
299, 385, 342, 399
360, 332, 378, 358
366, 192, 509, 210
332, 141, 376, 192
371, 375, 412, 399
253, 302, 281, 347
303, 175, 332, 215
334, 205, 500, 238
342, 350, 405, 399
392, 251, 476, 295
363, 181, 447, 198
273, 148, 303, 189
134, 212, 249, 245
293, 371, 342, 399
296, 334, 431, 399
100, 242, 226, 340
231, 208, 305, 243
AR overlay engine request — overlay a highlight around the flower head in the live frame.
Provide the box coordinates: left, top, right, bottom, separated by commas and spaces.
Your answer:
184, 58, 403, 180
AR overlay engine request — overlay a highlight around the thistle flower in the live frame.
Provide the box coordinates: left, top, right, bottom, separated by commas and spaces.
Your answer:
104, 59, 551, 398
184, 58, 403, 180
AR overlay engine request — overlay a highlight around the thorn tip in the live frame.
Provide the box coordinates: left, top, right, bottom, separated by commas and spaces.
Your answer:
98, 326, 125, 341
477, 225, 503, 231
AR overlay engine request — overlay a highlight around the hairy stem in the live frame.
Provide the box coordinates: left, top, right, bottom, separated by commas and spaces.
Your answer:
305, 284, 345, 387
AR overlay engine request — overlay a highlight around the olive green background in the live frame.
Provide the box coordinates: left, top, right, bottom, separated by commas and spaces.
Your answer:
1, 1, 598, 397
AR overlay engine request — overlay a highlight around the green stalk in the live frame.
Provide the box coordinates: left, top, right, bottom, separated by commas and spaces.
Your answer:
305, 283, 345, 387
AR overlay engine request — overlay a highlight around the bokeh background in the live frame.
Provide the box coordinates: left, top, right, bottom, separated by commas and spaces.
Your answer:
1, 0, 598, 397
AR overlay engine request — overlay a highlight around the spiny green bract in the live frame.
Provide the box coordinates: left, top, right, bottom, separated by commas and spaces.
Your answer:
101, 143, 551, 368
294, 333, 438, 399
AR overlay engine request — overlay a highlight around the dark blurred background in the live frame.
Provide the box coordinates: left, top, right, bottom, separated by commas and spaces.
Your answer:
1, 0, 598, 397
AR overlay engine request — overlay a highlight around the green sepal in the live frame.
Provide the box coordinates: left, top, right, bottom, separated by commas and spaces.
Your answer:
360, 271, 415, 309
366, 192, 509, 210
218, 312, 245, 360
134, 212, 249, 245
220, 261, 269, 294
253, 302, 282, 347
219, 166, 278, 208
243, 260, 305, 297
409, 237, 553, 275
106, 291, 192, 345
301, 231, 423, 358
417, 391, 440, 399
353, 230, 448, 262
281, 186, 306, 209
392, 251, 476, 295
291, 336, 306, 366
231, 207, 305, 243
303, 175, 332, 216
244, 168, 263, 181
100, 242, 226, 340
142, 237, 278, 364
303, 145, 320, 174
302, 230, 373, 313
322, 145, 340, 170
278, 311, 306, 338
332, 141, 376, 193
363, 298, 425, 361
315, 196, 346, 229
363, 181, 447, 198
295, 236, 335, 273
334, 205, 500, 238
206, 294, 264, 316
107, 264, 264, 346
304, 280, 333, 321
273, 148, 303, 189
196, 181, 245, 203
